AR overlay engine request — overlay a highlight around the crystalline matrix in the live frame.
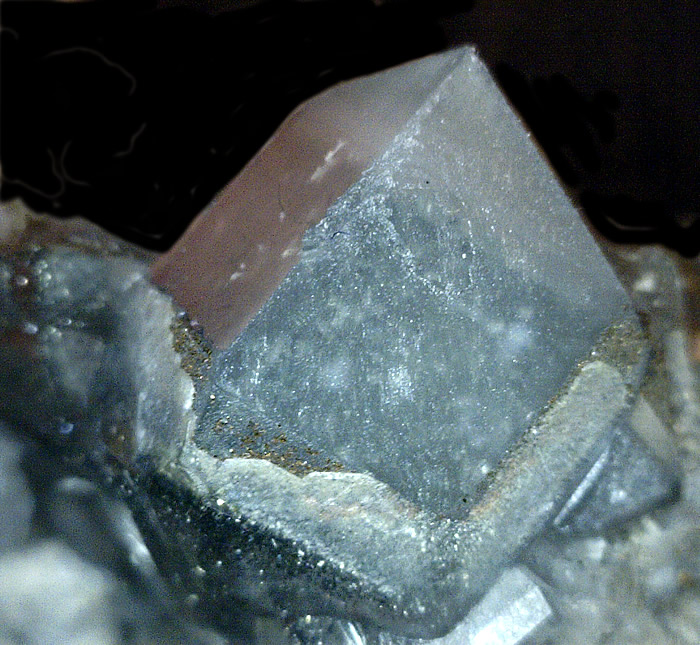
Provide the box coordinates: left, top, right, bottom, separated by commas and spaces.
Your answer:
0, 47, 679, 642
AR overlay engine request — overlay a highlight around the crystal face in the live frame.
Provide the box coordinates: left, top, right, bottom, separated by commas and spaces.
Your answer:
0, 48, 681, 642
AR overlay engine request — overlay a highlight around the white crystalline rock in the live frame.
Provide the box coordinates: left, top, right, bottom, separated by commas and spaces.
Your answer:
0, 540, 227, 645
0, 541, 119, 645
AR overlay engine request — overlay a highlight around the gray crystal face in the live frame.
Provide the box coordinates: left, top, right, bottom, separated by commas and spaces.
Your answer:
195, 49, 639, 519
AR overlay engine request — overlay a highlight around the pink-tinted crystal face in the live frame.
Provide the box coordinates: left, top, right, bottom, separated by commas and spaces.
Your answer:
150, 51, 463, 347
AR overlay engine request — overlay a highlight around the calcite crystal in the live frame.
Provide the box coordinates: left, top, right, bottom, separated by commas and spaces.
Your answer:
0, 47, 680, 642
147, 47, 674, 637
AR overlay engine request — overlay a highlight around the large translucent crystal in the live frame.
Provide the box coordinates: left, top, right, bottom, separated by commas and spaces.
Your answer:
146, 47, 667, 637
187, 49, 644, 518
193, 49, 643, 513
0, 47, 679, 642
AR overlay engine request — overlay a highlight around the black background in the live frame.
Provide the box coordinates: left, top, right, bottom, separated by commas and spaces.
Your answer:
1, 0, 698, 255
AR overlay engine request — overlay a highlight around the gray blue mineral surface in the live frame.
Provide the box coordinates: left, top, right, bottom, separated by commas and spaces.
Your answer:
0, 47, 698, 645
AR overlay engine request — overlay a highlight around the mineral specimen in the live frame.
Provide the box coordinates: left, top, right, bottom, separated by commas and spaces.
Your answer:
147, 47, 675, 638
0, 47, 681, 643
